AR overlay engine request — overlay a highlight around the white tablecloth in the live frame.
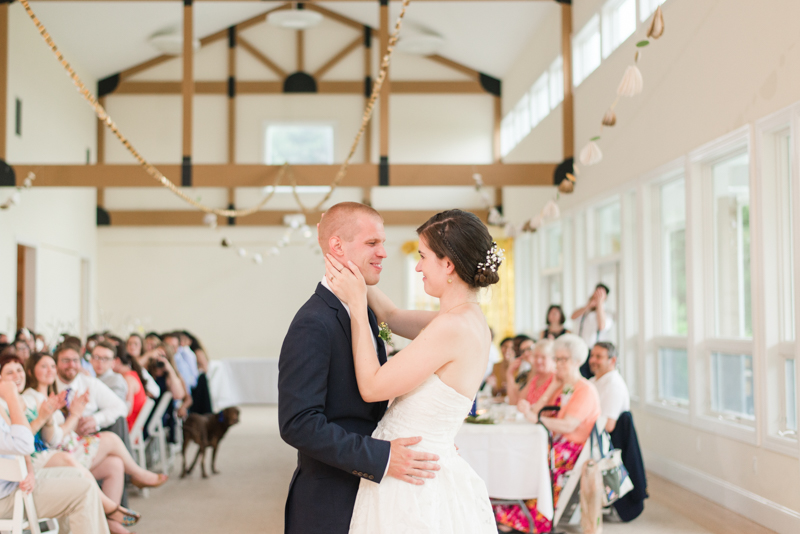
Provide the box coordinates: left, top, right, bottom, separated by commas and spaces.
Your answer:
207, 358, 279, 410
455, 419, 553, 520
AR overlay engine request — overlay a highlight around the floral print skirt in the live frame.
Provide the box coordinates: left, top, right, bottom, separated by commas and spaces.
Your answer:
493, 436, 584, 533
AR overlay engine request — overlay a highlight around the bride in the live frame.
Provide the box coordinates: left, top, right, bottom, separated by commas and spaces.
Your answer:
324, 209, 501, 533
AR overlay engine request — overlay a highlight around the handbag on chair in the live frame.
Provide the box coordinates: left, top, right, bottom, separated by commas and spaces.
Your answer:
590, 427, 634, 507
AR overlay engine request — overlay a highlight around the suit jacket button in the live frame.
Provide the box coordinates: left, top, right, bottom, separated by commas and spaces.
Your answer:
352, 470, 358, 475
369, 475, 374, 480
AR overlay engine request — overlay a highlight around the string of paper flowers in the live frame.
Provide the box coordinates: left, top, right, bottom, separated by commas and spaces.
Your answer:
579, 6, 665, 167
215, 213, 318, 266
0, 173, 36, 210
470, 170, 561, 237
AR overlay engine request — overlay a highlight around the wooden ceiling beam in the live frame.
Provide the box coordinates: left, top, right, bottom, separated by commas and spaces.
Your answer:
237, 36, 287, 78
12, 163, 555, 188
313, 35, 363, 79
110, 80, 484, 95
105, 208, 490, 227
424, 54, 480, 81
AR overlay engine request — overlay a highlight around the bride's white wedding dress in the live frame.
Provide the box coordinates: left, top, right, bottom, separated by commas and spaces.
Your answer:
349, 374, 496, 533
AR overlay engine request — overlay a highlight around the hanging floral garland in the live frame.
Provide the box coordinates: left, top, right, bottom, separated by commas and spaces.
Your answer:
0, 173, 36, 210
579, 6, 665, 167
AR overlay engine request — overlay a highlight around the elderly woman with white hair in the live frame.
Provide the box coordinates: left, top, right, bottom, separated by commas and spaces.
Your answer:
494, 334, 600, 534
505, 339, 556, 406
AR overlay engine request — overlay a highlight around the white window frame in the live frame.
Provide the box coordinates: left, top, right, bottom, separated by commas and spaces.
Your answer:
755, 107, 800, 456
573, 15, 601, 86
690, 127, 757, 444
602, 0, 637, 59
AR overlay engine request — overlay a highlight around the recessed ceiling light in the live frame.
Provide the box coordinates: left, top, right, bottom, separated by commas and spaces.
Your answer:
148, 31, 200, 56
268, 9, 323, 30
395, 33, 446, 56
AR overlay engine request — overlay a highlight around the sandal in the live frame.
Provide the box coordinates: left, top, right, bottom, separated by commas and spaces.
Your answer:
131, 473, 168, 489
106, 505, 141, 527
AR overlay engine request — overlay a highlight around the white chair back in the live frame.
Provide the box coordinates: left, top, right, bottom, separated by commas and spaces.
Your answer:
145, 392, 173, 475
0, 456, 41, 534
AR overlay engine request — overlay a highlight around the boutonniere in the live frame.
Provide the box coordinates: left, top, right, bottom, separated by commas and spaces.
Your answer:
378, 322, 394, 348
562, 384, 574, 396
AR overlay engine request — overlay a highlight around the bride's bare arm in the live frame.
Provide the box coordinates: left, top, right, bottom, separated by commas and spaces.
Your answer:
367, 286, 437, 339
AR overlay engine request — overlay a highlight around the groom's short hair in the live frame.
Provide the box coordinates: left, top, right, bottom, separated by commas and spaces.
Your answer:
318, 202, 383, 253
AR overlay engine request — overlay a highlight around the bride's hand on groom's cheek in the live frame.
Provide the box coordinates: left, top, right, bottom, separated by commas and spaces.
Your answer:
325, 254, 367, 304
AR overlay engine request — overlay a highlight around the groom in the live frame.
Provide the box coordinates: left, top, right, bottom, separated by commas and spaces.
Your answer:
278, 202, 439, 533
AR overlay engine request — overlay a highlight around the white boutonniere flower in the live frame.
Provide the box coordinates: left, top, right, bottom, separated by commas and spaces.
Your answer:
378, 322, 394, 348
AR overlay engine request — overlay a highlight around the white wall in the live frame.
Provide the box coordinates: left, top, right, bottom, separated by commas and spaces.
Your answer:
96, 225, 417, 361
6, 2, 97, 164
503, 0, 800, 530
0, 188, 97, 341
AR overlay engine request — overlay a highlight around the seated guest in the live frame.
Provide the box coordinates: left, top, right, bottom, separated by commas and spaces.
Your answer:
506, 339, 555, 406
507, 337, 535, 396
162, 332, 198, 393
495, 334, 600, 534
0, 374, 113, 534
540, 304, 570, 340
125, 334, 160, 399
21, 350, 167, 485
142, 343, 187, 442
12, 340, 30, 364
91, 342, 128, 403
490, 337, 516, 397
182, 331, 209, 373
112, 351, 147, 431
53, 344, 128, 442
143, 333, 161, 353
11, 354, 145, 534
588, 342, 630, 433
180, 331, 213, 414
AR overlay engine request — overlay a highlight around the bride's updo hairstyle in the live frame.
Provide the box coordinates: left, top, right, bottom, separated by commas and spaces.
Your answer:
416, 210, 501, 289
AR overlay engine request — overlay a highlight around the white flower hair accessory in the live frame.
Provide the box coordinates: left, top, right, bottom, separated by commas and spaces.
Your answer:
476, 242, 504, 274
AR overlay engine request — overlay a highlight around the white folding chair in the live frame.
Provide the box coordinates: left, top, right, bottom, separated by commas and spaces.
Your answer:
129, 398, 155, 498
144, 392, 173, 475
552, 416, 608, 527
0, 456, 41, 534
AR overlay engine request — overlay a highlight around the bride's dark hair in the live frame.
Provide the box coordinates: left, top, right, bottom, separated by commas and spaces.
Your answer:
416, 210, 501, 289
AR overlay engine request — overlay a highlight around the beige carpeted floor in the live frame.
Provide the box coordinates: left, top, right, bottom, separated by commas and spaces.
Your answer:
128, 406, 776, 534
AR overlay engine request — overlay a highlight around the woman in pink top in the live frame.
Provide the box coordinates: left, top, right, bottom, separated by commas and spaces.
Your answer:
495, 334, 600, 533
505, 339, 556, 406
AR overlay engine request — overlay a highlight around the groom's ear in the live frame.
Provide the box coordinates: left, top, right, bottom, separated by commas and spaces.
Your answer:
329, 236, 344, 256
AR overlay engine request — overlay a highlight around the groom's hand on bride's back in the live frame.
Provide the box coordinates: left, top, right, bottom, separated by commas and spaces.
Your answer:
388, 436, 440, 485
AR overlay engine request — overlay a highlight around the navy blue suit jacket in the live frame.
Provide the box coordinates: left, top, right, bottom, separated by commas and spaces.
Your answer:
278, 283, 391, 534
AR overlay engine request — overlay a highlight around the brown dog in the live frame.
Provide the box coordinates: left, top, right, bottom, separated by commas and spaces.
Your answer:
181, 407, 240, 478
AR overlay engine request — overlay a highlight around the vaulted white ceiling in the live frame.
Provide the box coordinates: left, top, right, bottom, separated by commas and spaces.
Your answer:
25, 0, 555, 80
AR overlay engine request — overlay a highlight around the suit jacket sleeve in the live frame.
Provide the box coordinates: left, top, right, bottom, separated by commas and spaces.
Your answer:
278, 311, 391, 482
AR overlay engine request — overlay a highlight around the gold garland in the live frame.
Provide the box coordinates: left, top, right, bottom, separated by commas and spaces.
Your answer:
18, 0, 412, 218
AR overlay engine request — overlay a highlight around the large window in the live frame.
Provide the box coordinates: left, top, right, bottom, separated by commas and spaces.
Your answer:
594, 201, 622, 258
265, 123, 334, 165
573, 15, 601, 86
529, 74, 550, 128
602, 0, 636, 59
785, 359, 797, 434
659, 178, 687, 335
541, 224, 564, 322
710, 352, 755, 420
513, 95, 531, 143
658, 347, 689, 405
711, 152, 752, 339
548, 57, 564, 110
776, 130, 795, 341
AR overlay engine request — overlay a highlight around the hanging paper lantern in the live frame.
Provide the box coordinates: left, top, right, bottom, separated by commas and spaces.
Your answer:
488, 207, 504, 226
579, 140, 603, 166
541, 199, 561, 222
268, 246, 280, 256
617, 65, 643, 97
602, 109, 617, 127
237, 248, 247, 257
221, 237, 232, 247
503, 222, 519, 238
203, 213, 218, 228
558, 177, 575, 194
528, 214, 544, 231
647, 6, 665, 39
253, 253, 263, 265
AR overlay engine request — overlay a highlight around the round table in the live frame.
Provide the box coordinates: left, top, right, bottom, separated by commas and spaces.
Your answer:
455, 414, 554, 521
